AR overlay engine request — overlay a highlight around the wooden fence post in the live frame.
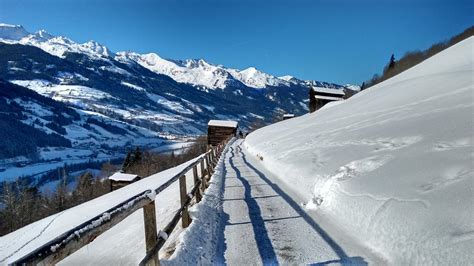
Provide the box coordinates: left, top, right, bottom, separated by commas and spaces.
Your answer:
209, 153, 215, 173
179, 175, 191, 228
193, 165, 202, 202
143, 201, 159, 266
205, 154, 211, 182
200, 160, 206, 191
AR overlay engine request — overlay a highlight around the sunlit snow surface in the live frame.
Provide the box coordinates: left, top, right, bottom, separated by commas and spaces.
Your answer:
245, 37, 474, 264
0, 157, 204, 264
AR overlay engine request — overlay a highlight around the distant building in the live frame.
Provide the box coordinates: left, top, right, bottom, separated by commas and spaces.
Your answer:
108, 172, 141, 191
282, 114, 295, 120
309, 86, 345, 113
207, 120, 238, 146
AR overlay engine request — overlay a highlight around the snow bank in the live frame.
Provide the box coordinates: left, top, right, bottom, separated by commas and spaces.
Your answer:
244, 37, 474, 264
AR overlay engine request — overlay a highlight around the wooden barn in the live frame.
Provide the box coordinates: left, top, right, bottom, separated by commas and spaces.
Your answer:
108, 172, 141, 191
309, 86, 345, 113
207, 120, 238, 146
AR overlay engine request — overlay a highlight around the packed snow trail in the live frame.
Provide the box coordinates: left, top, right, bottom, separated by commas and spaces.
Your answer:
217, 139, 369, 265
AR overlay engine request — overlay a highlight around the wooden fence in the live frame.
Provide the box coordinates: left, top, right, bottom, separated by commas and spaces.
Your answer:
12, 140, 229, 266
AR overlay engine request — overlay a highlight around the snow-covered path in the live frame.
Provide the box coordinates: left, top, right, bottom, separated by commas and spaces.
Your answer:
217, 139, 370, 265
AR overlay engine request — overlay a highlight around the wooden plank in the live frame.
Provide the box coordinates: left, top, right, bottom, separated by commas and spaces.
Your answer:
193, 165, 202, 202
200, 160, 206, 191
179, 175, 191, 228
143, 202, 159, 266
208, 153, 214, 175
205, 154, 211, 185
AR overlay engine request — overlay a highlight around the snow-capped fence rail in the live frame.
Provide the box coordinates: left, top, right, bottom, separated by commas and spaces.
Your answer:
11, 141, 229, 266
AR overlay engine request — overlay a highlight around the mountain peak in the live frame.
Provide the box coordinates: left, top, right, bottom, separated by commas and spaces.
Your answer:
278, 75, 295, 81
33, 29, 54, 41
83, 40, 114, 57
0, 23, 30, 41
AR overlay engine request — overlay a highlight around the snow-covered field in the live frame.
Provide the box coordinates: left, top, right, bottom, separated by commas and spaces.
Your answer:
244, 37, 474, 264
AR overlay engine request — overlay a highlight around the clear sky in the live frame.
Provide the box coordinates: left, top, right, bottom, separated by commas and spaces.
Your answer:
0, 0, 472, 85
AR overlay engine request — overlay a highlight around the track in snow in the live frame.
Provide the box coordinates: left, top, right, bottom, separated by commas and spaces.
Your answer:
219, 140, 367, 265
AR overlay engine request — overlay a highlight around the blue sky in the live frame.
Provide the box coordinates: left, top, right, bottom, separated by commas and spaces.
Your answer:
0, 0, 472, 85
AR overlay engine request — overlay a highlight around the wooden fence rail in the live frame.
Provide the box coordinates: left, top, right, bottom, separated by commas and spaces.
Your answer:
12, 140, 230, 266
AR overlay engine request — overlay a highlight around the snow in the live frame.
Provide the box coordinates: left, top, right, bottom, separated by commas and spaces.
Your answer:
244, 37, 474, 264
278, 75, 295, 81
10, 80, 115, 104
0, 24, 29, 41
108, 172, 140, 182
0, 156, 205, 264
146, 93, 193, 115
167, 139, 379, 264
208, 120, 238, 128
228, 67, 289, 89
311, 86, 346, 95
314, 95, 344, 101
121, 81, 145, 91
116, 52, 293, 89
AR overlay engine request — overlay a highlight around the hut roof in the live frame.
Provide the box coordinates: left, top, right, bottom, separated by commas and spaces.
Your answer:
311, 86, 345, 96
208, 120, 238, 128
283, 114, 295, 118
314, 95, 344, 101
108, 172, 140, 182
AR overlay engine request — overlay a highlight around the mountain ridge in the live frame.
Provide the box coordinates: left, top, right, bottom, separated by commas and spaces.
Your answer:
0, 23, 356, 91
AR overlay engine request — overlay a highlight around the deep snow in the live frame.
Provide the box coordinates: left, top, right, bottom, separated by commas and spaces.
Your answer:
244, 37, 474, 264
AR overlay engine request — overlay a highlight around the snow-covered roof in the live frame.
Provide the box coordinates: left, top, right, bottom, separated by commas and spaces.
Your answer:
314, 95, 344, 101
283, 114, 295, 118
311, 86, 345, 95
208, 120, 238, 128
108, 172, 140, 182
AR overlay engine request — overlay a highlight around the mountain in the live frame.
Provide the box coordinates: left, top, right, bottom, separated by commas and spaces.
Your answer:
0, 23, 358, 178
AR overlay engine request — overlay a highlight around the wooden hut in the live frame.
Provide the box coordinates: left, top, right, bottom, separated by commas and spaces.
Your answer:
108, 172, 141, 191
207, 120, 238, 146
309, 86, 345, 113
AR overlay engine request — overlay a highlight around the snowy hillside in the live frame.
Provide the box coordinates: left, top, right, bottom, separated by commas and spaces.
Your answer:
244, 37, 474, 264
0, 22, 354, 185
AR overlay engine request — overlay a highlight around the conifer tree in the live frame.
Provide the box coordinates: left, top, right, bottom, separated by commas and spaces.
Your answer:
122, 151, 132, 171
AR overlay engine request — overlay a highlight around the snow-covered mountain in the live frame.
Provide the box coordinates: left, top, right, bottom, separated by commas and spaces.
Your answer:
0, 23, 353, 90
0, 23, 356, 179
245, 37, 474, 264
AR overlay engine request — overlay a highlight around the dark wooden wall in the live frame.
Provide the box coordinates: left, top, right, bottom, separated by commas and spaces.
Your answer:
208, 126, 237, 145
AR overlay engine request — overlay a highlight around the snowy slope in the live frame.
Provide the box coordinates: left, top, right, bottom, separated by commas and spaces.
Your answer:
0, 156, 205, 264
244, 37, 474, 264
